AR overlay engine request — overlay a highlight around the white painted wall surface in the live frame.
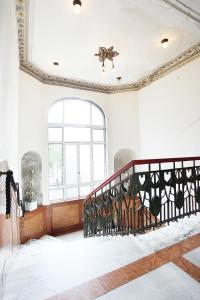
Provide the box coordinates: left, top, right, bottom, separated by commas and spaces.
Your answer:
19, 71, 139, 202
0, 0, 19, 176
138, 57, 200, 159
107, 92, 140, 163
0, 0, 19, 296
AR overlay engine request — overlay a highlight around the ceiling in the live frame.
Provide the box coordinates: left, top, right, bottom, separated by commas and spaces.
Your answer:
16, 0, 200, 93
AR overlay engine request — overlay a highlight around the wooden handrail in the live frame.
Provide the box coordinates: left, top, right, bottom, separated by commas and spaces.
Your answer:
85, 156, 200, 202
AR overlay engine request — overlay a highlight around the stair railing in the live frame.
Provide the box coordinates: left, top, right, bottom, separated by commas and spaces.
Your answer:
84, 156, 200, 237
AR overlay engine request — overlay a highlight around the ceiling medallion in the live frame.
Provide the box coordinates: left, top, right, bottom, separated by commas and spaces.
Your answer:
16, 0, 200, 94
95, 46, 119, 72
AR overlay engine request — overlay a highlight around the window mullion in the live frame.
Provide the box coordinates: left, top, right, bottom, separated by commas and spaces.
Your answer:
49, 123, 105, 130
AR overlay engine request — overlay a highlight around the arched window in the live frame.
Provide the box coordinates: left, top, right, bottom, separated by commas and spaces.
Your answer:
48, 98, 107, 201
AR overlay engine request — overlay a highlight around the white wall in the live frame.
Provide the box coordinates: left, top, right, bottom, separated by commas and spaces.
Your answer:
107, 92, 140, 162
19, 71, 139, 202
0, 0, 19, 295
0, 0, 19, 176
138, 57, 200, 159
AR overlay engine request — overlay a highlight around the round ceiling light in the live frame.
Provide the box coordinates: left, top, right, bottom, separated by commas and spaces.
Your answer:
73, 0, 82, 14
161, 38, 169, 48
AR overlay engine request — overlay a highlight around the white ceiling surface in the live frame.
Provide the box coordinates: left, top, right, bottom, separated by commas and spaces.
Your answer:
28, 0, 200, 86
172, 0, 200, 15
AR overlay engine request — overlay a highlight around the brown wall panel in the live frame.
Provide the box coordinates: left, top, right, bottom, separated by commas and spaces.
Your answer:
44, 204, 52, 234
52, 204, 79, 228
50, 199, 83, 235
20, 206, 46, 244
20, 199, 84, 243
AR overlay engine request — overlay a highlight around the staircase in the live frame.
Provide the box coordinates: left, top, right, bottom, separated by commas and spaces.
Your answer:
84, 156, 200, 237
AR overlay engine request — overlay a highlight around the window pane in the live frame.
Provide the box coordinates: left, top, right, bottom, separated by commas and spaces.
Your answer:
48, 144, 62, 185
65, 145, 78, 185
64, 100, 90, 125
92, 183, 101, 190
93, 144, 105, 181
65, 187, 78, 199
92, 105, 104, 126
80, 185, 91, 197
64, 127, 90, 142
93, 130, 104, 142
48, 101, 63, 124
48, 128, 62, 142
49, 189, 63, 201
80, 145, 91, 183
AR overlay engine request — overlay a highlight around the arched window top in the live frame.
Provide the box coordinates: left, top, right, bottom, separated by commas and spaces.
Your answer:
48, 98, 107, 202
48, 98, 105, 127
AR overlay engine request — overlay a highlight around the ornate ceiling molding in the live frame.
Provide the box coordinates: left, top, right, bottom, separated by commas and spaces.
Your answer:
162, 0, 200, 24
16, 0, 200, 94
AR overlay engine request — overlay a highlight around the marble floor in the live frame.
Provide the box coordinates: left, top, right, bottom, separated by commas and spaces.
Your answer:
3, 213, 200, 300
97, 263, 200, 300
184, 247, 200, 268
56, 230, 83, 243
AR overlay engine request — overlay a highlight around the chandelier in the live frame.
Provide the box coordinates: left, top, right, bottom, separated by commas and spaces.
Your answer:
94, 46, 119, 72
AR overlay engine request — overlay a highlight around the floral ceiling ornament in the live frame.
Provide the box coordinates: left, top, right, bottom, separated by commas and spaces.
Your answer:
95, 46, 119, 71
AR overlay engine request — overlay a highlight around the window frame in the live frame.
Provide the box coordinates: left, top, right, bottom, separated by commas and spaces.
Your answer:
48, 98, 107, 202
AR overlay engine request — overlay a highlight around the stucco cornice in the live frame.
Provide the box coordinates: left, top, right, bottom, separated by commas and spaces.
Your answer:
16, 0, 200, 94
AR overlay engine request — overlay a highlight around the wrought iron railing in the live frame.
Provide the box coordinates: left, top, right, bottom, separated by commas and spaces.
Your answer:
84, 157, 200, 237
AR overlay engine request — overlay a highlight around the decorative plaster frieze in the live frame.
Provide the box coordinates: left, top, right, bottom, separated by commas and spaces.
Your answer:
133, 42, 200, 90
16, 0, 200, 94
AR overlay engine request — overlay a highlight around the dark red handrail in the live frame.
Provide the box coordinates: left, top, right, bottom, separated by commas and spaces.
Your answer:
85, 156, 200, 202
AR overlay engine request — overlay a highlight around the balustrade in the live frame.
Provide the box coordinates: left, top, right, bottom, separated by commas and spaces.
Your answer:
84, 157, 200, 237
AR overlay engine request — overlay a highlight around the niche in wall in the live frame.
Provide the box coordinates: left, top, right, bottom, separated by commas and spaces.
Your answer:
21, 151, 43, 206
114, 149, 136, 172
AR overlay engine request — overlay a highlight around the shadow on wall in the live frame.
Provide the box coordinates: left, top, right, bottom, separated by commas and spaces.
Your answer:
114, 149, 136, 172
21, 151, 43, 205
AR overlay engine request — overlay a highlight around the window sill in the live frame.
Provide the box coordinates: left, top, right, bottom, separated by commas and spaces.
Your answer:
49, 198, 84, 204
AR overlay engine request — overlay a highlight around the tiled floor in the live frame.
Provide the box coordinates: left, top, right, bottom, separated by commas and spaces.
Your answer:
49, 233, 200, 300
4, 214, 200, 300
56, 230, 84, 243
184, 247, 200, 268
96, 263, 200, 300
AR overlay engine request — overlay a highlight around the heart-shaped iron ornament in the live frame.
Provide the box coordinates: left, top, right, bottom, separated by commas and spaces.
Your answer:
150, 196, 161, 217
175, 190, 184, 209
